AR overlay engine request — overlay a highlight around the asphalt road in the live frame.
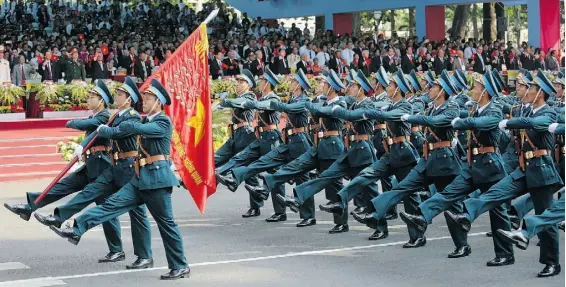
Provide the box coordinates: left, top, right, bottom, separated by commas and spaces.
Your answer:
0, 179, 564, 287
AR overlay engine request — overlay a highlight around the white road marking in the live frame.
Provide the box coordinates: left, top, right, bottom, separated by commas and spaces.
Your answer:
0, 278, 66, 286
0, 262, 29, 271
0, 232, 486, 285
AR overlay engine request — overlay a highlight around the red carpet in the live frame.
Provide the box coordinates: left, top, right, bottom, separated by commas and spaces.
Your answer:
0, 128, 80, 182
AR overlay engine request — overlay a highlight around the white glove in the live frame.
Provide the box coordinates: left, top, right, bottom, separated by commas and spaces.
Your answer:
381, 105, 389, 111
451, 117, 461, 127
498, 119, 509, 132
400, 114, 410, 122
170, 163, 177, 172
548, 123, 559, 134
219, 92, 229, 100
96, 124, 108, 133
451, 138, 459, 148
73, 145, 84, 159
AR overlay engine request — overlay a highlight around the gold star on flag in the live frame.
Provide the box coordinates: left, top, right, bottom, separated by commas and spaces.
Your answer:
187, 97, 205, 146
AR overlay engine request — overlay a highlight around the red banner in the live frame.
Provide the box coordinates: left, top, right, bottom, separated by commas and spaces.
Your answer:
140, 24, 216, 213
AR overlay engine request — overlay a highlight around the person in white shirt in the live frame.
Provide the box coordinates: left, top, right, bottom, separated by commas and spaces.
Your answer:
0, 45, 11, 83
288, 47, 300, 71
341, 42, 354, 65
316, 45, 330, 67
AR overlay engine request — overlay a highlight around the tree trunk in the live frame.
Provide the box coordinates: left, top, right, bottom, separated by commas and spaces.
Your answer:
495, 2, 505, 40
450, 5, 471, 39
352, 12, 361, 37
472, 4, 479, 40
390, 10, 395, 36
408, 8, 415, 37
483, 3, 496, 41
515, 5, 521, 44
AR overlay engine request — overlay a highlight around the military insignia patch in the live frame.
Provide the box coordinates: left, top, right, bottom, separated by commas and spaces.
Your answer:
130, 109, 136, 115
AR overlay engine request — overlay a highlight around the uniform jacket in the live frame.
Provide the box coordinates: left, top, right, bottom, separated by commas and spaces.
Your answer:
453, 101, 507, 184
69, 109, 111, 180
243, 91, 282, 155
372, 92, 392, 155
306, 96, 347, 160
507, 105, 563, 188
408, 100, 462, 177
219, 91, 259, 151
118, 112, 179, 190
271, 93, 312, 159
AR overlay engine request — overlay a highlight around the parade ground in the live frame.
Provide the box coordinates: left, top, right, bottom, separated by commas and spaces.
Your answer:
0, 179, 564, 287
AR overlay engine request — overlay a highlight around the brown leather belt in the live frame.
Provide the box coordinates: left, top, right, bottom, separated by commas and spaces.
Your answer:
139, 154, 169, 167
115, 151, 138, 160
321, 130, 340, 137
430, 141, 451, 150
310, 124, 320, 131
87, 145, 110, 154
471, 146, 495, 155
258, 124, 278, 133
350, 134, 370, 141
375, 123, 386, 130
287, 127, 306, 136
525, 149, 549, 159
411, 126, 421, 133
231, 122, 250, 130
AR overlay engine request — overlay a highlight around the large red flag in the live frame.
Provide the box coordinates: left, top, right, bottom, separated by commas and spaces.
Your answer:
140, 24, 216, 213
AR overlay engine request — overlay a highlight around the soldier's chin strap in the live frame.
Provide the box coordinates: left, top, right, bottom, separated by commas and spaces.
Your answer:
147, 100, 161, 117
431, 88, 445, 103
117, 96, 132, 111
93, 99, 104, 112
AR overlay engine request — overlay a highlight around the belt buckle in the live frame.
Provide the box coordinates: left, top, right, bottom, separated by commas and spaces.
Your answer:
287, 129, 293, 135
259, 127, 264, 133
428, 143, 434, 150
525, 151, 534, 159
387, 138, 393, 145
349, 135, 355, 141
114, 153, 119, 160
318, 131, 324, 138
139, 158, 146, 167
562, 147, 565, 154
472, 148, 479, 155
232, 124, 237, 130
86, 149, 91, 155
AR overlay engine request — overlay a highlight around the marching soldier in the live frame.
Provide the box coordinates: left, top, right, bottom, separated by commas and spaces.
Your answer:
216, 67, 282, 218
213, 69, 263, 216
444, 69, 562, 277
401, 71, 515, 263
279, 70, 365, 234
318, 71, 424, 244
351, 70, 464, 250
451, 70, 472, 148
33, 78, 153, 268
50, 79, 190, 280
220, 70, 313, 224
4, 80, 121, 260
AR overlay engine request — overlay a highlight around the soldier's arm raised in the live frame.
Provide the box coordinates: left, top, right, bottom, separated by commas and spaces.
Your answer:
453, 110, 503, 131
507, 113, 557, 132
118, 117, 170, 138
408, 108, 458, 127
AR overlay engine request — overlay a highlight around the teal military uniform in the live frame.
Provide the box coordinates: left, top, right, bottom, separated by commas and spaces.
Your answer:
52, 106, 152, 260
451, 70, 561, 269
216, 90, 282, 209
228, 70, 313, 220
364, 71, 464, 249
520, 192, 564, 240
321, 72, 422, 241
408, 72, 514, 260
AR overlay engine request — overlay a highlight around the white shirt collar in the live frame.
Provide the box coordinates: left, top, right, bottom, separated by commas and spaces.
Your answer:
478, 101, 491, 114
147, 112, 159, 122
533, 104, 546, 114
118, 107, 131, 117
326, 96, 339, 104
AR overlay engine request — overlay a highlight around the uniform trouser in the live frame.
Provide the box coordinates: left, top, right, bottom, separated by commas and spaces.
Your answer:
522, 191, 565, 239
337, 158, 420, 239
357, 151, 395, 216
295, 160, 370, 225
52, 171, 152, 259
231, 143, 310, 215
216, 141, 264, 209
25, 170, 123, 254
263, 150, 333, 220
418, 175, 514, 257
215, 136, 247, 168
371, 169, 457, 243
463, 175, 559, 265
74, 183, 188, 270
511, 186, 563, 221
